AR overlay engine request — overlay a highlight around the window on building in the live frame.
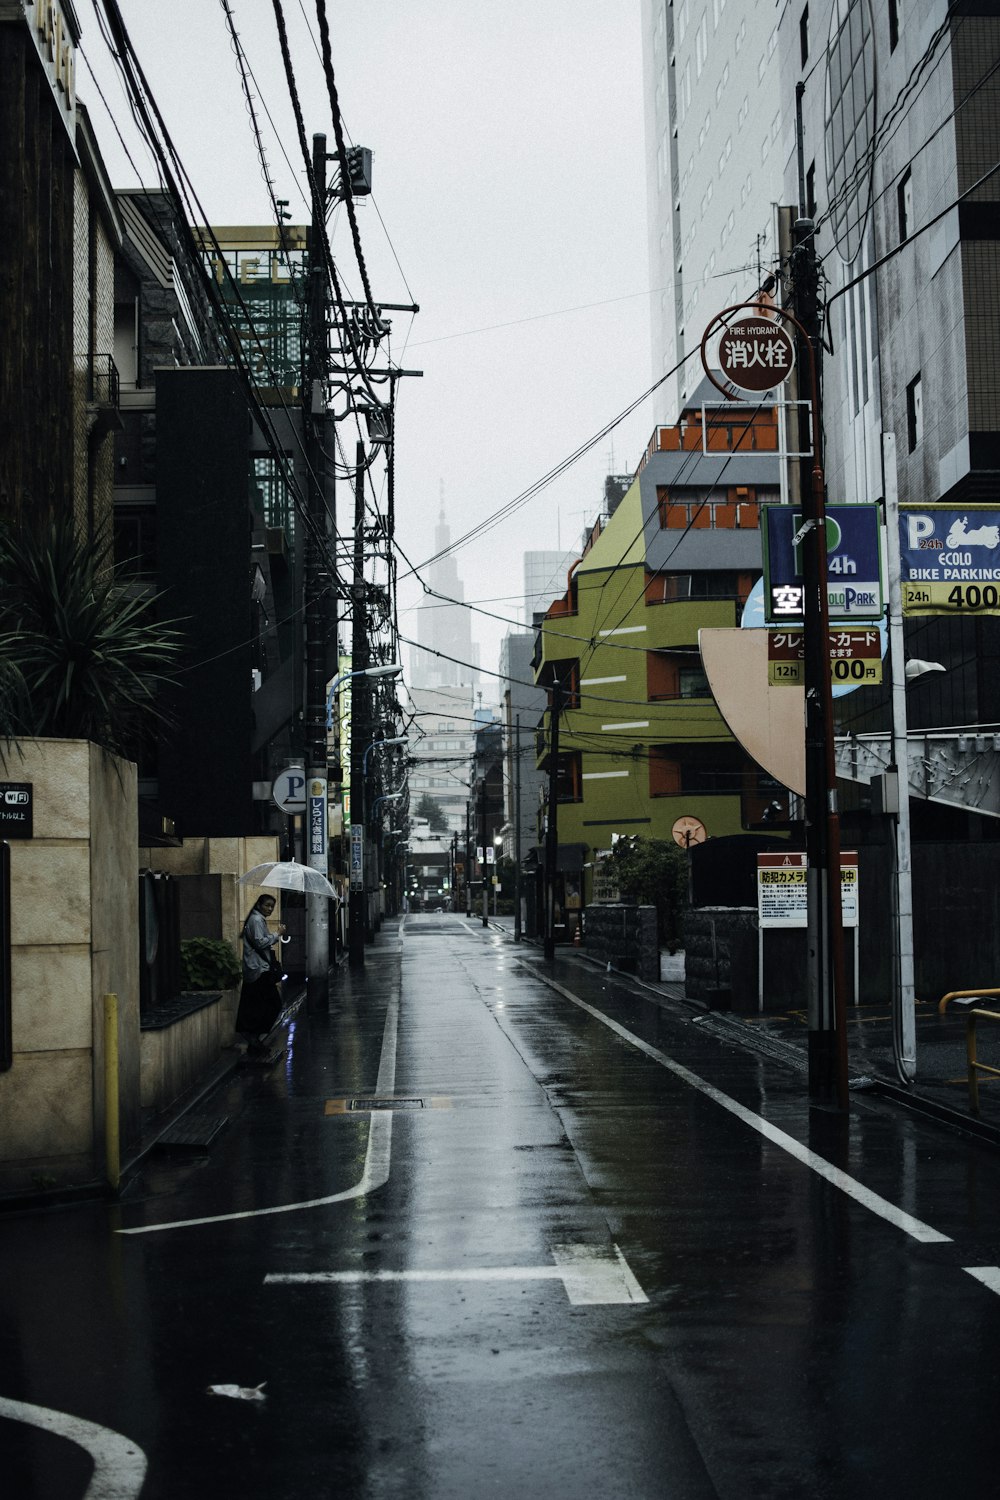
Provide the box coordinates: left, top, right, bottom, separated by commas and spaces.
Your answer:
800, 5, 809, 66
888, 0, 899, 51
114, 504, 157, 577
696, 15, 708, 76
906, 373, 923, 451
646, 651, 712, 702
898, 168, 913, 242
645, 568, 744, 602
679, 664, 711, 697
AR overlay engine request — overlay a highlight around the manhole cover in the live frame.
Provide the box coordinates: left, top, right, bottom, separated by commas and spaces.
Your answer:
350, 1097, 424, 1111
154, 1114, 229, 1151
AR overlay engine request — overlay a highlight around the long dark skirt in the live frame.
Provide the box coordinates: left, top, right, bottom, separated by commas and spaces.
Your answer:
235, 972, 282, 1036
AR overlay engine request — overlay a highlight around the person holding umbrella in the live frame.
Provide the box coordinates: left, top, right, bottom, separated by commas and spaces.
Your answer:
236, 893, 286, 1057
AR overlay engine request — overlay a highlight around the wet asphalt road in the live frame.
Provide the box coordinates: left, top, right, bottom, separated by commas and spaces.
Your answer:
3, 913, 1000, 1498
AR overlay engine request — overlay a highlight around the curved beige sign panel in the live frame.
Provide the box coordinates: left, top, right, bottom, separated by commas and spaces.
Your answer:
698, 628, 806, 796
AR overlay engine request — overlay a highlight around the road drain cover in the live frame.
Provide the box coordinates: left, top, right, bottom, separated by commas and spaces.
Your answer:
154, 1114, 229, 1151
350, 1097, 424, 1111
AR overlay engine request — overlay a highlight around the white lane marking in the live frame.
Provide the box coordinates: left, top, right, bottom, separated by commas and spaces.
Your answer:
551, 1243, 648, 1304
0, 1395, 147, 1499
964, 1266, 1000, 1295
265, 1243, 647, 1306
118, 988, 399, 1236
535, 972, 952, 1247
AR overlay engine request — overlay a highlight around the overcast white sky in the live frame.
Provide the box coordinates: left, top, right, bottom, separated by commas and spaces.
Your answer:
81, 1, 655, 697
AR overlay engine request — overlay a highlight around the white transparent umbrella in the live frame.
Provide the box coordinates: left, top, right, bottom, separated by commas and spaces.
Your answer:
239, 860, 339, 900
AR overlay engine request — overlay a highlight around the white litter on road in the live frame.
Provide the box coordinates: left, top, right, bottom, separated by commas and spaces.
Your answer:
206, 1383, 267, 1401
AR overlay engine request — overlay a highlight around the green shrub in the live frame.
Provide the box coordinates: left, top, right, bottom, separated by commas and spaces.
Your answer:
180, 938, 241, 991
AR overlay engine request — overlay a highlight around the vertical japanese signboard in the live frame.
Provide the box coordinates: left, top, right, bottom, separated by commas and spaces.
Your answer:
309, 777, 327, 859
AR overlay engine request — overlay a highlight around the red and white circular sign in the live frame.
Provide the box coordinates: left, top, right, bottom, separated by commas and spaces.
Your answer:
717, 317, 795, 393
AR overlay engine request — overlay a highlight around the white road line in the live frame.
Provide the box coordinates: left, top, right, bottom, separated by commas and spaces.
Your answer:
535, 971, 952, 1247
266, 1242, 647, 1306
117, 988, 399, 1236
0, 1395, 147, 1499
964, 1266, 1000, 1295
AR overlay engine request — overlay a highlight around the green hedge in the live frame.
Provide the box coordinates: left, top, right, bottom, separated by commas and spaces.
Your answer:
180, 938, 241, 991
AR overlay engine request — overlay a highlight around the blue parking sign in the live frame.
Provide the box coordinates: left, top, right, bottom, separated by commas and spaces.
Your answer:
762, 504, 883, 622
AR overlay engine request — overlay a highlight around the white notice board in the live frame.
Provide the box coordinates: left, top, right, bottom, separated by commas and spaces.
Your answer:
757, 852, 858, 929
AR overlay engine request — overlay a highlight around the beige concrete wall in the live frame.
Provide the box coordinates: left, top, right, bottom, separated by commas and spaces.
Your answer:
140, 997, 224, 1112
139, 833, 281, 945
0, 740, 138, 1189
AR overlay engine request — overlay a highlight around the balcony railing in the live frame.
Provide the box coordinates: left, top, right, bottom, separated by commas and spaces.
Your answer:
90, 353, 121, 410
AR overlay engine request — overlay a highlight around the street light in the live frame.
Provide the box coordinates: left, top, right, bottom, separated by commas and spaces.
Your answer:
363, 735, 409, 777
904, 659, 946, 683
326, 662, 401, 731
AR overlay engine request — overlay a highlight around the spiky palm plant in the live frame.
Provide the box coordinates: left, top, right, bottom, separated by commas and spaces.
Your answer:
0, 517, 183, 760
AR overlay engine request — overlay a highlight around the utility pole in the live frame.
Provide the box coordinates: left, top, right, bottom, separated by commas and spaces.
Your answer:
480, 753, 489, 929
348, 440, 368, 968
543, 678, 563, 961
305, 132, 332, 1000
465, 800, 472, 918
514, 714, 522, 943
790, 181, 849, 1108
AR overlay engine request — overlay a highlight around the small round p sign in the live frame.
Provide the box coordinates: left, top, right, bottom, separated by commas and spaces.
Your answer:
718, 317, 795, 393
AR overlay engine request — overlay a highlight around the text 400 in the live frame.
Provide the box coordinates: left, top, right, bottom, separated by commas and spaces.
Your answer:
947, 584, 1000, 609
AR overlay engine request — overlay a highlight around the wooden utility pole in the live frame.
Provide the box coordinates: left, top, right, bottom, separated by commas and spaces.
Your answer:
348, 441, 368, 968
305, 133, 333, 998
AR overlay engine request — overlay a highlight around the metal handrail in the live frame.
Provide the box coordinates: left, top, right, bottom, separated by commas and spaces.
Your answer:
937, 988, 1000, 1015
961, 1008, 1000, 1115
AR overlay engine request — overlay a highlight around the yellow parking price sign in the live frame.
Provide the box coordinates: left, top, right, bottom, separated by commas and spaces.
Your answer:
767, 628, 882, 688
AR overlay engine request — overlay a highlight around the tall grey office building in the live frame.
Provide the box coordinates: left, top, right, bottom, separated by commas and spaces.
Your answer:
641, 0, 786, 417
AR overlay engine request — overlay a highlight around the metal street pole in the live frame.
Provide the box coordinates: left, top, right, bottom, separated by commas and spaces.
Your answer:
305, 132, 332, 1000
543, 679, 563, 961
882, 430, 917, 1081
480, 758, 488, 928
514, 714, 522, 942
